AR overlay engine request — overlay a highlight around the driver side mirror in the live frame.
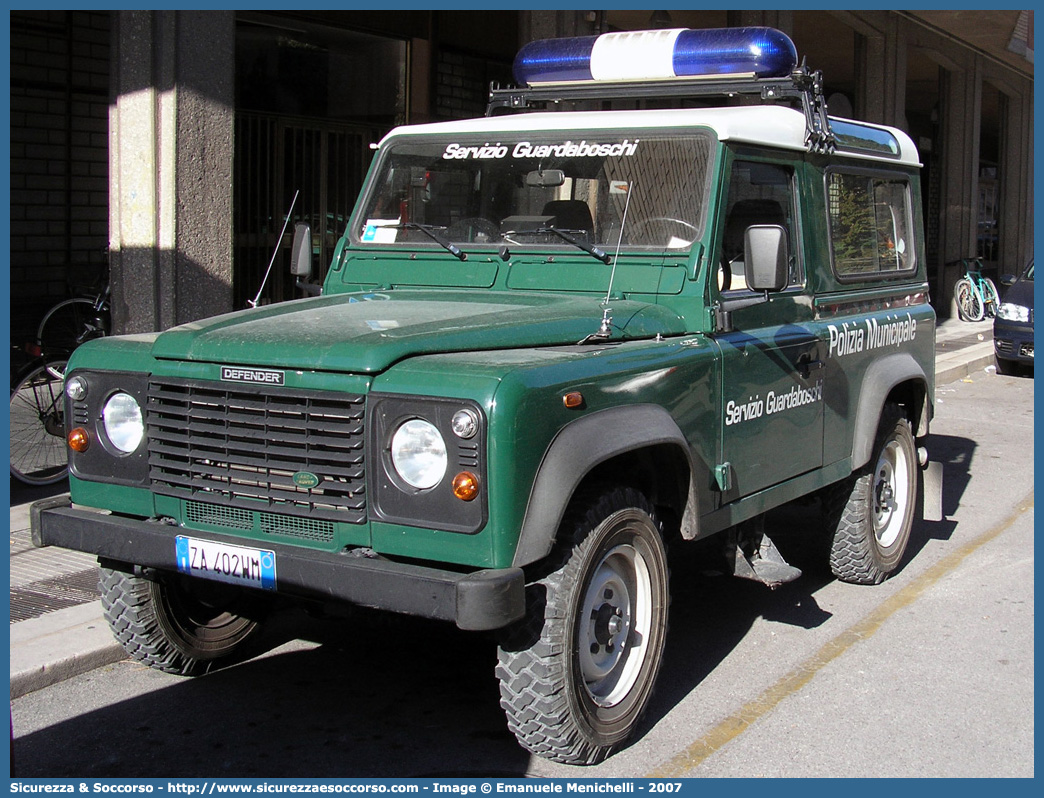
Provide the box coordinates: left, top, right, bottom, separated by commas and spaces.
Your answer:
745, 225, 789, 292
289, 223, 312, 278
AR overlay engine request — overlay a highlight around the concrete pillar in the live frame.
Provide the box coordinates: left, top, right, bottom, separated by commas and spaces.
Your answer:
937, 56, 982, 317
518, 10, 598, 46
838, 11, 906, 129
109, 10, 234, 335
992, 77, 1034, 272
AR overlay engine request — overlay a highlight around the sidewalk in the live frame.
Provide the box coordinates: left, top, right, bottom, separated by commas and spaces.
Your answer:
7, 317, 1002, 699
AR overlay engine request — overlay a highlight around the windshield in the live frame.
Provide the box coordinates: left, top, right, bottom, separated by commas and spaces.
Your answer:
354, 130, 713, 255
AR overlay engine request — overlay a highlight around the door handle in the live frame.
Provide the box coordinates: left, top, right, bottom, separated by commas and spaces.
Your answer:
798, 358, 824, 379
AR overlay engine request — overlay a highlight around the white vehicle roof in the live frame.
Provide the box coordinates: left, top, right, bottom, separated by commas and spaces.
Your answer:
379, 105, 920, 167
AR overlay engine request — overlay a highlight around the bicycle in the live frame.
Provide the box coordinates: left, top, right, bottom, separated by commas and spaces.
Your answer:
10, 270, 110, 485
953, 257, 999, 322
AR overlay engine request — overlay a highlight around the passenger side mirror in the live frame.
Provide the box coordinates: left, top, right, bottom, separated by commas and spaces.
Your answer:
744, 225, 789, 292
289, 223, 312, 278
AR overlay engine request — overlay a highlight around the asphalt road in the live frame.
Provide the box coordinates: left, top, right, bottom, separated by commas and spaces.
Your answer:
11, 369, 1034, 779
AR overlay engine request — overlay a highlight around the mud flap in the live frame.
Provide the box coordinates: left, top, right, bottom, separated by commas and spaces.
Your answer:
920, 460, 944, 522
727, 523, 802, 590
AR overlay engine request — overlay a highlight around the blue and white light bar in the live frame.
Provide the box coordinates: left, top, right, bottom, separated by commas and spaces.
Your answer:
513, 27, 799, 87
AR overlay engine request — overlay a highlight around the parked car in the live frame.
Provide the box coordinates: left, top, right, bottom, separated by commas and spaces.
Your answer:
994, 259, 1034, 375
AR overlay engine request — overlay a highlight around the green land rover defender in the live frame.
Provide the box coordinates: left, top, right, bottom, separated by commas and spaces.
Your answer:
33, 27, 943, 764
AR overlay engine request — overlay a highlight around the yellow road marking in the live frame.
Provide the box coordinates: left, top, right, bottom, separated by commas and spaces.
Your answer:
647, 491, 1034, 777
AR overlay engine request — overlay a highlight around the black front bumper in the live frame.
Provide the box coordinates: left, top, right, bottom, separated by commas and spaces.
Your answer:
31, 496, 525, 631
993, 321, 1034, 364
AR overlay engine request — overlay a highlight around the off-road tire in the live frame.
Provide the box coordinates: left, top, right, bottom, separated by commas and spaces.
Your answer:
496, 487, 669, 765
100, 567, 265, 676
827, 404, 917, 584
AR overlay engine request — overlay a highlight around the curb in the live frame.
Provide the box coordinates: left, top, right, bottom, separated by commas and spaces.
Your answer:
9, 600, 125, 699
935, 341, 998, 385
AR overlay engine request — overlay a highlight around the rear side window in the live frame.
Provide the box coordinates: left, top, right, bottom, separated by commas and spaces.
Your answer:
827, 170, 916, 280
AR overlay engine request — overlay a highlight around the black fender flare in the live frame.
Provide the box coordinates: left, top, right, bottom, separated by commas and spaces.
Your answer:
512, 404, 700, 568
850, 352, 930, 470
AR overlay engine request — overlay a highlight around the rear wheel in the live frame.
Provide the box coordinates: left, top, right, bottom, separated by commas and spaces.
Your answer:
981, 278, 1000, 317
828, 404, 917, 584
496, 487, 669, 764
37, 297, 108, 359
100, 567, 266, 676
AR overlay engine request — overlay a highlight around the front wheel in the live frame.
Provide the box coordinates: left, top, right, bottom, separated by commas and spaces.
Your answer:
827, 404, 918, 584
10, 360, 68, 486
954, 277, 983, 322
496, 487, 669, 765
100, 567, 266, 676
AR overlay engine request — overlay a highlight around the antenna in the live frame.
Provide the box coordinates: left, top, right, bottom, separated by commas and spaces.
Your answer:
578, 182, 634, 344
604, 181, 633, 306
249, 189, 300, 308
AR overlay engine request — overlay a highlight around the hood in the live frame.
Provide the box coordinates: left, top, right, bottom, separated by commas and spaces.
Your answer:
1001, 273, 1034, 311
149, 290, 688, 373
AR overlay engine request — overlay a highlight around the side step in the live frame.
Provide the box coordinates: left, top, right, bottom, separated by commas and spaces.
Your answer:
727, 522, 802, 589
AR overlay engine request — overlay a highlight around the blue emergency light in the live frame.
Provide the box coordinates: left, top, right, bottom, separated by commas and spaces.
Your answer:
513, 27, 798, 87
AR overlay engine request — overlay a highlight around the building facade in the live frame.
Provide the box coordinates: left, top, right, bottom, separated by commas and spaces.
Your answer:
8, 9, 1034, 344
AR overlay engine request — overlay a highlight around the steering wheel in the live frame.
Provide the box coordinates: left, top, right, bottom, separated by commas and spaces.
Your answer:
628, 217, 699, 246
445, 217, 501, 243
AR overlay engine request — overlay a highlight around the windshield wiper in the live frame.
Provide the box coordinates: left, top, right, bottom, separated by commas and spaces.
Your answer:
503, 227, 611, 264
393, 222, 467, 261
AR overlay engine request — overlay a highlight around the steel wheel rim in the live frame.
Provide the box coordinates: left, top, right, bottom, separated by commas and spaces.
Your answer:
158, 578, 257, 656
578, 541, 653, 707
873, 438, 910, 549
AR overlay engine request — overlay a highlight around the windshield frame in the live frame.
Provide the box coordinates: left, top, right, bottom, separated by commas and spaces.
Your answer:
349, 126, 716, 258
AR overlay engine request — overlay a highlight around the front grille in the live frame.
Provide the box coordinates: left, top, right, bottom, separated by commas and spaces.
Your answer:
148, 378, 366, 524
185, 500, 336, 543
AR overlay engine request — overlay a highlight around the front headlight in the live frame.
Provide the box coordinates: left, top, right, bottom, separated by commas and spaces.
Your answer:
997, 302, 1031, 323
390, 418, 447, 489
102, 392, 144, 453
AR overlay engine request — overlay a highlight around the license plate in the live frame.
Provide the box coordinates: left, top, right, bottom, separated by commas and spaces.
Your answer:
175, 535, 276, 591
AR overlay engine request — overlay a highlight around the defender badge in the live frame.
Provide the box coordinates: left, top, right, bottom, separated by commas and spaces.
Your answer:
220, 366, 285, 385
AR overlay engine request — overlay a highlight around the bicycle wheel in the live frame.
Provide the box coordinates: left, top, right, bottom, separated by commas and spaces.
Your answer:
954, 277, 984, 322
980, 277, 1000, 318
10, 359, 69, 486
36, 297, 108, 358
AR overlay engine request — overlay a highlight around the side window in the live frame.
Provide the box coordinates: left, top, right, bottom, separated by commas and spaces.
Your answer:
827, 170, 915, 279
719, 160, 801, 293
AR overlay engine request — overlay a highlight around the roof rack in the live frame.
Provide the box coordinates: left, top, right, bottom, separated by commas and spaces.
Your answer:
486, 61, 836, 156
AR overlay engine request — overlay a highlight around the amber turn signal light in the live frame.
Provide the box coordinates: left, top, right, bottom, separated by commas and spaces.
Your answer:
563, 391, 584, 409
68, 427, 90, 453
452, 471, 480, 501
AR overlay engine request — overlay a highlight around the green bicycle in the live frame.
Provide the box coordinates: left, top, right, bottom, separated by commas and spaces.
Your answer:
953, 257, 999, 322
